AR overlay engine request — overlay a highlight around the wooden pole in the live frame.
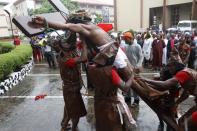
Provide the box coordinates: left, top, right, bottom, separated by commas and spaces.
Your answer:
140, 0, 143, 28
191, 0, 196, 20
113, 0, 117, 31
162, 0, 167, 31
4, 9, 14, 39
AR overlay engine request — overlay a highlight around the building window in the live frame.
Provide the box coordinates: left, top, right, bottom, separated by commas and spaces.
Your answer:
96, 5, 102, 9
171, 6, 179, 26
88, 4, 95, 9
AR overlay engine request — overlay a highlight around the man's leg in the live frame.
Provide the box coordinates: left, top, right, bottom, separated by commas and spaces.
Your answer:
50, 52, 56, 68
132, 91, 140, 107
178, 106, 197, 131
71, 118, 79, 131
124, 88, 131, 104
61, 106, 71, 131
37, 48, 42, 62
44, 52, 52, 67
33, 48, 37, 62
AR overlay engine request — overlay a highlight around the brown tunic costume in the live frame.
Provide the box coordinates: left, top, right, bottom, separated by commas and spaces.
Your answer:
59, 50, 87, 127
88, 65, 122, 131
87, 43, 135, 131
87, 42, 179, 130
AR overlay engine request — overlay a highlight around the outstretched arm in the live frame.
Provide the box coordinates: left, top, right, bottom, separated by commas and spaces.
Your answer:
32, 16, 90, 36
49, 23, 90, 36
142, 77, 179, 90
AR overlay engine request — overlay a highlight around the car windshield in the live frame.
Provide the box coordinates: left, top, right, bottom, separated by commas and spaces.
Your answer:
192, 23, 197, 28
178, 23, 190, 27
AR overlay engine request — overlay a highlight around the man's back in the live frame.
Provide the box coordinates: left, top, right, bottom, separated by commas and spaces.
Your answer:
79, 23, 113, 46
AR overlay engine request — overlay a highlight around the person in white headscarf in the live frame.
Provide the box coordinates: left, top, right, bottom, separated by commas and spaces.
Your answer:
142, 32, 153, 67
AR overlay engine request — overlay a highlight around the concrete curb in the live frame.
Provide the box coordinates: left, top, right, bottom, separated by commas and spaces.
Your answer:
0, 58, 34, 95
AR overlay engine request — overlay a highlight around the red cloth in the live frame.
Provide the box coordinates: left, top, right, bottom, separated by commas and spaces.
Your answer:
170, 39, 174, 49
192, 111, 197, 125
35, 94, 47, 101
33, 48, 42, 62
97, 23, 113, 32
175, 91, 179, 97
111, 68, 121, 86
77, 42, 83, 50
174, 71, 191, 86
152, 39, 165, 68
14, 38, 20, 46
120, 47, 125, 52
64, 58, 77, 68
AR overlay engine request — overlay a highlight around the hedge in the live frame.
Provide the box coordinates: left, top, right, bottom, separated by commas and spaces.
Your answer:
0, 44, 32, 81
0, 42, 15, 54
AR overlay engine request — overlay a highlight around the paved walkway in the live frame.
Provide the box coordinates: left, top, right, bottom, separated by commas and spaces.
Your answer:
0, 63, 194, 131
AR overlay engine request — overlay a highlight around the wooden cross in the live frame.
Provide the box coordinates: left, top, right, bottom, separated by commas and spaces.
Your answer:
12, 0, 69, 37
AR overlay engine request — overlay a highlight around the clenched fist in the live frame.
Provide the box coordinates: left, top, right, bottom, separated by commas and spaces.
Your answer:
32, 16, 46, 26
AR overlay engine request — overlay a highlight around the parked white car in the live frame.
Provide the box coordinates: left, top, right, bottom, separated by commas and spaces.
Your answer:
177, 20, 197, 32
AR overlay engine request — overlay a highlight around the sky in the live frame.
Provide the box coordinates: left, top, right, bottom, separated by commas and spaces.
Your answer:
0, 0, 16, 4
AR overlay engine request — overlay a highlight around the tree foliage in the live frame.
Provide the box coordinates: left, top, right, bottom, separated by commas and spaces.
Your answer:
32, 0, 79, 15
94, 13, 103, 24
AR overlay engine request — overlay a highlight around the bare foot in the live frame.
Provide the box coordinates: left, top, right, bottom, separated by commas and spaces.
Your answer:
60, 124, 71, 131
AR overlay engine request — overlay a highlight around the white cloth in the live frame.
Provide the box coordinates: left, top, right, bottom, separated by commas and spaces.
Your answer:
97, 42, 128, 69
162, 39, 168, 65
113, 47, 128, 69
142, 38, 152, 60
44, 45, 52, 52
97, 41, 114, 51
120, 40, 128, 51
194, 36, 197, 47
117, 89, 136, 125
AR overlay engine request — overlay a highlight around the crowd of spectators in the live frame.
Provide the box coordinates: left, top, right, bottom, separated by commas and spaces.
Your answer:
115, 30, 197, 71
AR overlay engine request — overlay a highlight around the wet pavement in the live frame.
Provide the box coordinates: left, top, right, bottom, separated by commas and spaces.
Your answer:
0, 63, 195, 131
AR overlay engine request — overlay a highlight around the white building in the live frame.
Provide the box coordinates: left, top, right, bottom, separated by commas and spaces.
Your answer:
114, 0, 197, 31
71, 0, 114, 23
12, 0, 42, 16
0, 1, 10, 38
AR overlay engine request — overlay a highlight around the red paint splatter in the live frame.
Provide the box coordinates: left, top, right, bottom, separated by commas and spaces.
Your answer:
35, 94, 47, 101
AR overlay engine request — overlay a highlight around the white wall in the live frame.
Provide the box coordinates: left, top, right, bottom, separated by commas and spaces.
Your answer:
143, 0, 193, 29
0, 28, 10, 37
26, 0, 35, 10
0, 4, 10, 37
116, 0, 141, 31
116, 0, 193, 31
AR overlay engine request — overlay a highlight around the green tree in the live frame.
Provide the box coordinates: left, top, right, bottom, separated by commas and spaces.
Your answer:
32, 0, 79, 15
94, 13, 103, 24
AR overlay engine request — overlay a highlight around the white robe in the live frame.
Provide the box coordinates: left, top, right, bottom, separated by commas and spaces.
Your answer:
162, 39, 168, 65
142, 38, 152, 60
